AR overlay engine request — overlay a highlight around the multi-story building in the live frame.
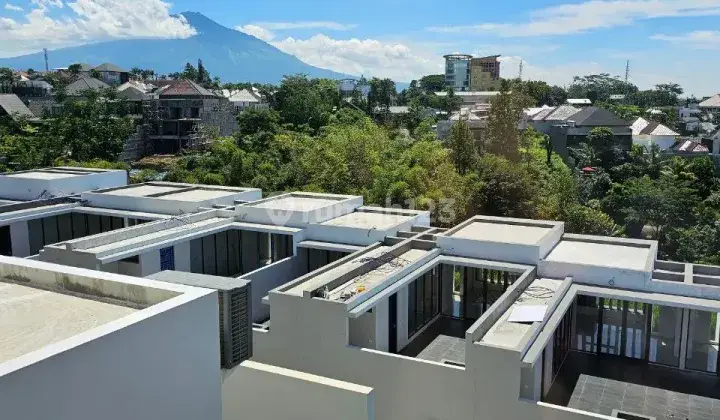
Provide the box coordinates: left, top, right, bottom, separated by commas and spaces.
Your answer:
5, 167, 720, 420
469, 55, 501, 91
444, 54, 473, 91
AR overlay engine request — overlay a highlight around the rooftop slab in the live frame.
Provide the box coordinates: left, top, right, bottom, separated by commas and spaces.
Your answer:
0, 167, 127, 201
321, 211, 414, 230
451, 221, 551, 245
437, 216, 564, 265
307, 207, 429, 246
103, 184, 181, 197
545, 240, 649, 271
81, 182, 262, 215
253, 196, 338, 212
480, 277, 563, 350
237, 192, 363, 227
0, 281, 137, 364
4, 171, 80, 180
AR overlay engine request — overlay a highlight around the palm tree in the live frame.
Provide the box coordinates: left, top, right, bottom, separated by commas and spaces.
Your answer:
661, 156, 696, 183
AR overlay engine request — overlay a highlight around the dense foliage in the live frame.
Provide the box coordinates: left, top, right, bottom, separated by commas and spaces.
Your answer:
0, 72, 718, 264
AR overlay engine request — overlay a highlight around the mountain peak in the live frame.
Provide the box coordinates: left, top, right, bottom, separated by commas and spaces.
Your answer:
0, 12, 352, 84
179, 11, 231, 35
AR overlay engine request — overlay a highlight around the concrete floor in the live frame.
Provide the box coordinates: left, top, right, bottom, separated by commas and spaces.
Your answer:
400, 317, 472, 365
546, 351, 720, 420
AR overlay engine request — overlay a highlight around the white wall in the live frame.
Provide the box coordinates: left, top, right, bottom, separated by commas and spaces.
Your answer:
0, 291, 222, 420
241, 286, 612, 420
9, 221, 30, 257
222, 361, 374, 420
239, 256, 305, 323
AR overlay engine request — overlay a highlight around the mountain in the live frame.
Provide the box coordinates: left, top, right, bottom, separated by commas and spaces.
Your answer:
0, 12, 352, 84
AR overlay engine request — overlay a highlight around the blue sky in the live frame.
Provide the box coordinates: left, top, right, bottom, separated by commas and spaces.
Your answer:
1, 0, 719, 95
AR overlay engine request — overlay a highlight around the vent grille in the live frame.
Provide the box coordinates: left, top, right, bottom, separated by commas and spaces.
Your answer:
229, 287, 251, 365
219, 284, 252, 369
218, 293, 226, 364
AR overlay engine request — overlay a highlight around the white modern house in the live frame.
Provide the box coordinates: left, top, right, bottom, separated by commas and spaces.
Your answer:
0, 257, 221, 420
630, 117, 679, 150
0, 170, 260, 259
5, 166, 720, 420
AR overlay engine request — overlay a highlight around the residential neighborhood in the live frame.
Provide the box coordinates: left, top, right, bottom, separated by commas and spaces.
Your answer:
1, 3, 720, 420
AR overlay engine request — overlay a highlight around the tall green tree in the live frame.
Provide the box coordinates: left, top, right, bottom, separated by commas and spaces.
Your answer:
447, 119, 477, 175
484, 82, 534, 162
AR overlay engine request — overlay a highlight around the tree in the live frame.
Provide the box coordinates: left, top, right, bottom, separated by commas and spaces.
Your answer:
468, 154, 538, 218
197, 59, 211, 85
439, 89, 461, 114
181, 63, 198, 81
516, 80, 552, 106
68, 63, 82, 76
603, 176, 698, 239
274, 75, 338, 132
549, 85, 568, 106
484, 82, 534, 162
565, 204, 622, 236
0, 67, 19, 93
447, 119, 477, 175
130, 67, 142, 79
368, 77, 396, 114
405, 98, 425, 135
419, 74, 445, 93
568, 73, 637, 103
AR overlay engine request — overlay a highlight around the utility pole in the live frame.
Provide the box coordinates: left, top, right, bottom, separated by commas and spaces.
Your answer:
624, 60, 630, 103
43, 48, 49, 72
518, 60, 523, 81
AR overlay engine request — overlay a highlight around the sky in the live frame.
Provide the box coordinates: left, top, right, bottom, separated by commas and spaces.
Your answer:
1, 0, 719, 96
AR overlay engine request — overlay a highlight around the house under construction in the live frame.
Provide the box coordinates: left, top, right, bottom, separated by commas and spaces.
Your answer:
119, 79, 238, 161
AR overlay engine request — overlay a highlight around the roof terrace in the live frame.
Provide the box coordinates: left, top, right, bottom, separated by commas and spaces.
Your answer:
81, 182, 261, 215
236, 192, 363, 227
0, 167, 127, 201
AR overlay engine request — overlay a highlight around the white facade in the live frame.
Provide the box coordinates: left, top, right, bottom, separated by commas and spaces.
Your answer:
0, 257, 221, 420
6, 166, 720, 420
0, 167, 127, 201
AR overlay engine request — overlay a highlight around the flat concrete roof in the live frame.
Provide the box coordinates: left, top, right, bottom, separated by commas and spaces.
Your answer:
451, 221, 551, 245
157, 189, 237, 201
252, 196, 339, 212
328, 248, 430, 301
481, 277, 563, 349
0, 281, 136, 364
321, 212, 413, 230
4, 171, 80, 180
545, 240, 650, 271
104, 184, 182, 197
286, 246, 390, 296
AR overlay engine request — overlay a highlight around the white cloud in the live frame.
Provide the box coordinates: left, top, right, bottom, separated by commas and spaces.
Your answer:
4, 3, 23, 11
0, 0, 197, 58
235, 20, 358, 42
427, 0, 720, 37
247, 21, 357, 31
271, 34, 443, 80
651, 30, 720, 49
235, 24, 276, 42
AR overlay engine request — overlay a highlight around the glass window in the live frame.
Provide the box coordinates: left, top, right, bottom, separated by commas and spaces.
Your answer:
649, 305, 683, 367
685, 310, 719, 373
574, 295, 600, 353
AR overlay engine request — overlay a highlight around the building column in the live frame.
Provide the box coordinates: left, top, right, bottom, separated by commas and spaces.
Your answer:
174, 241, 191, 272
396, 285, 410, 351
374, 298, 390, 352
139, 250, 161, 277
441, 265, 454, 316
9, 221, 31, 257
678, 308, 691, 370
